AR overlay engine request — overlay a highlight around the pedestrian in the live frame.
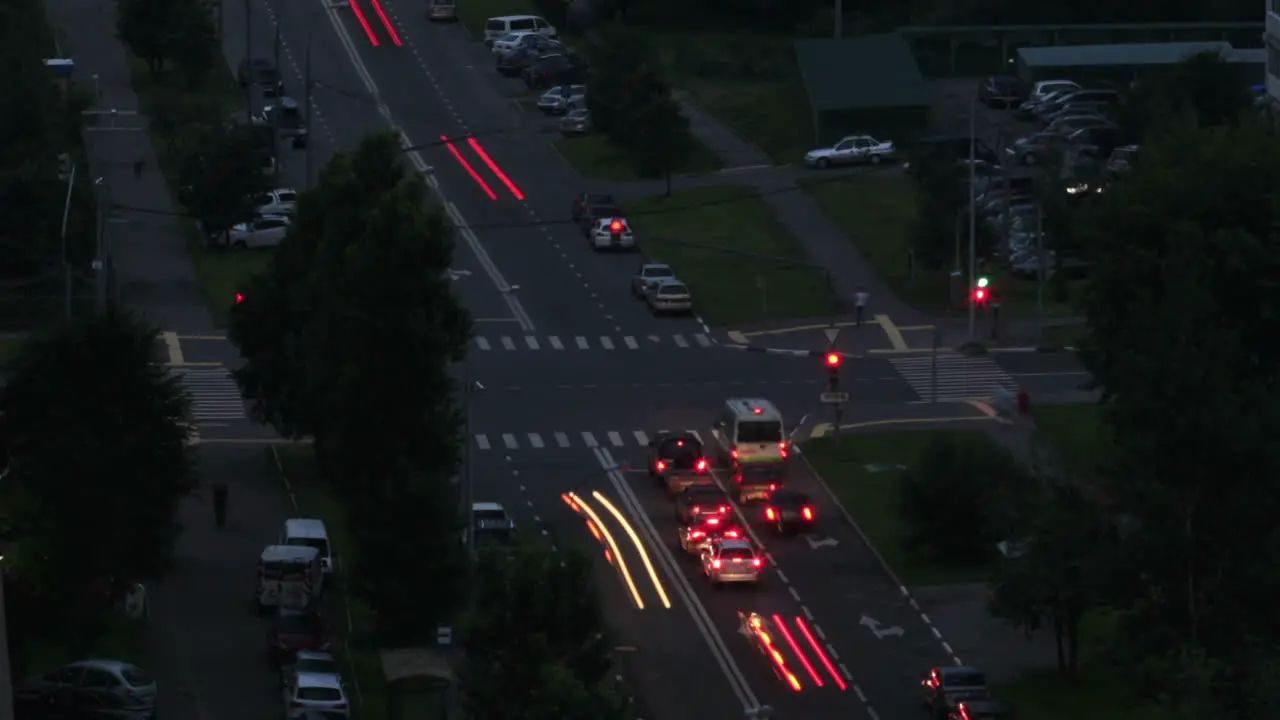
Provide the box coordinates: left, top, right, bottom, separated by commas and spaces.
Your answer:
853, 286, 869, 328
213, 482, 228, 528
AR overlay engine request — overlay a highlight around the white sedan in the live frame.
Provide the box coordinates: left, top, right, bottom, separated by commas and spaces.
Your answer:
804, 135, 895, 168
588, 217, 635, 251
645, 279, 693, 315
491, 32, 532, 55
228, 214, 290, 249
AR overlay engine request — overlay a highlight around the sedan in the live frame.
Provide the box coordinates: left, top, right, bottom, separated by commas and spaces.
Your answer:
17, 660, 158, 720
559, 108, 591, 136
631, 262, 675, 297
1047, 116, 1116, 137
228, 214, 290, 249
523, 53, 585, 90
1003, 133, 1064, 165
537, 84, 586, 115
268, 607, 331, 665
587, 217, 634, 251
646, 279, 693, 315
761, 488, 815, 534
490, 32, 532, 56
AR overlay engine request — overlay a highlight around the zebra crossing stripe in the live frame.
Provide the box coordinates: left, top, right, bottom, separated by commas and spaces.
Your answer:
632, 430, 649, 445
554, 432, 570, 448
501, 336, 516, 350
607, 431, 624, 447
525, 336, 540, 350
576, 336, 589, 350
549, 336, 564, 350
475, 337, 491, 351
476, 434, 491, 449
673, 335, 688, 348
600, 337, 615, 350
695, 334, 711, 347
529, 432, 545, 448
502, 433, 517, 449
623, 336, 639, 349
582, 431, 598, 447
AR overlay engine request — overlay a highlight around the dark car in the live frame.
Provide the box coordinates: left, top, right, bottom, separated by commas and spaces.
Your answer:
17, 660, 158, 720
674, 486, 732, 525
649, 431, 711, 494
497, 36, 565, 75
946, 699, 1014, 720
237, 57, 284, 97
921, 666, 990, 719
523, 53, 586, 90
268, 607, 331, 665
571, 192, 622, 230
677, 513, 744, 554
1003, 132, 1065, 166
761, 488, 814, 533
731, 464, 783, 504
977, 76, 1023, 109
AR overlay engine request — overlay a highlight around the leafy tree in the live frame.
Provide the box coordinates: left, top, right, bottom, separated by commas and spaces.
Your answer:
1120, 51, 1255, 140
162, 0, 219, 89
176, 122, 268, 246
586, 26, 663, 138
0, 311, 193, 638
908, 153, 997, 272
462, 540, 614, 720
624, 95, 693, 195
116, 0, 172, 76
898, 432, 1032, 565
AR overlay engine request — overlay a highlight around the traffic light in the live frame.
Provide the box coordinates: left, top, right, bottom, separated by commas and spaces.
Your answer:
234, 292, 245, 305
972, 276, 989, 304
824, 352, 841, 392
824, 352, 841, 368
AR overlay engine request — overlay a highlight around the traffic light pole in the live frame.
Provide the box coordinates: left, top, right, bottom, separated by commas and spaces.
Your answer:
967, 93, 977, 341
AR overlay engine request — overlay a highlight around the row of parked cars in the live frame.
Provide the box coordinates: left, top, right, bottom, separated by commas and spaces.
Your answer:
482, 14, 594, 136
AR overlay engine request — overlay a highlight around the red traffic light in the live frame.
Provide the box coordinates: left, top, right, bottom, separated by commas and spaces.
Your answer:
234, 292, 245, 305
824, 352, 841, 367
972, 288, 987, 302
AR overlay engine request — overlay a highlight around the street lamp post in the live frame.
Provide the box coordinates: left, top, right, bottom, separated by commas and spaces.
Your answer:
59, 162, 77, 320
92, 176, 107, 312
461, 370, 484, 551
966, 92, 978, 341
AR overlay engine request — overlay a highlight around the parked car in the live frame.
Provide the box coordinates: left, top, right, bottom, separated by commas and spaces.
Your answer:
1004, 132, 1066, 165
281, 650, 341, 689
268, 607, 331, 665
427, 0, 457, 21
537, 84, 586, 115
803, 135, 895, 168
284, 672, 351, 718
255, 187, 299, 217
921, 666, 990, 719
1040, 102, 1111, 125
1064, 125, 1121, 152
1106, 144, 1139, 175
228, 214, 291, 249
1046, 116, 1116, 137
491, 32, 533, 56
1036, 88, 1120, 121
571, 192, 621, 229
645, 279, 693, 315
632, 263, 676, 297
523, 53, 585, 89
238, 57, 284, 97
1014, 79, 1080, 118
559, 108, 591, 136
976, 76, 1023, 108
587, 217, 635, 251
903, 135, 997, 173
16, 660, 158, 720
483, 14, 556, 47
496, 35, 565, 75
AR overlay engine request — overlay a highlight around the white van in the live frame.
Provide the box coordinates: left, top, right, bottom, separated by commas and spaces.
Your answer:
483, 15, 556, 46
711, 398, 789, 467
256, 545, 322, 612
281, 518, 335, 575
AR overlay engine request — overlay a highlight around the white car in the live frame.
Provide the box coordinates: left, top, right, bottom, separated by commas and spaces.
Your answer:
631, 262, 675, 297
255, 187, 299, 217
281, 650, 340, 690
472, 502, 517, 547
537, 84, 586, 115
285, 671, 350, 718
646, 279, 693, 315
588, 217, 634, 251
491, 31, 532, 55
804, 135, 895, 168
228, 214, 290, 249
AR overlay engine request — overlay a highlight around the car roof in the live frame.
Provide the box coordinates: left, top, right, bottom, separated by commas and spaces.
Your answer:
261, 544, 320, 562
285, 518, 329, 538
716, 538, 754, 551
472, 502, 505, 512
657, 430, 700, 442
641, 263, 672, 271
768, 488, 809, 503
491, 14, 540, 21
296, 650, 336, 662
296, 671, 343, 689
69, 660, 135, 672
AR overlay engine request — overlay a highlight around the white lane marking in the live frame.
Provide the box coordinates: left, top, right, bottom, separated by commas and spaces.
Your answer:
501, 336, 516, 351
502, 433, 518, 449
623, 336, 639, 349
528, 433, 545, 448
525, 336, 540, 350
695, 334, 711, 347
475, 434, 490, 450
600, 336, 615, 350
633, 430, 649, 445
162, 332, 184, 364
475, 337, 491, 350
554, 432, 570, 448
575, 336, 589, 349
607, 431, 624, 447
549, 335, 564, 350
582, 431, 598, 448
673, 334, 688, 348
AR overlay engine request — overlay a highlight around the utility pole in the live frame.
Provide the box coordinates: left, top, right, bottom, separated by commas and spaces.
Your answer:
93, 177, 107, 312
832, 0, 841, 38
243, 0, 252, 118
303, 44, 313, 187
966, 92, 977, 341
1035, 200, 1045, 337
59, 162, 76, 320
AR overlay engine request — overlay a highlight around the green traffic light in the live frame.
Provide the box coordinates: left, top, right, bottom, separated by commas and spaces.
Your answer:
976, 277, 989, 288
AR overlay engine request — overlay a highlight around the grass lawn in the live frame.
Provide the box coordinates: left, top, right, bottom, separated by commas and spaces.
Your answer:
998, 665, 1162, 720
627, 185, 840, 327
553, 133, 722, 180
269, 446, 388, 720
801, 430, 996, 586
1044, 322, 1089, 349
0, 337, 24, 364
185, 230, 271, 326
1031, 403, 1106, 476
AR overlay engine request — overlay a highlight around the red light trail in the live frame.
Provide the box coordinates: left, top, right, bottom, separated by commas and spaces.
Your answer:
367, 0, 403, 46
466, 138, 525, 200
346, 0, 380, 46
441, 136, 497, 200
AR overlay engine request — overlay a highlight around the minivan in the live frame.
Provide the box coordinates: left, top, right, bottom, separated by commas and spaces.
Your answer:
281, 517, 335, 576
428, 0, 457, 22
483, 14, 556, 47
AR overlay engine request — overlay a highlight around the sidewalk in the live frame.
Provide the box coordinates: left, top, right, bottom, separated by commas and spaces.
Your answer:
677, 96, 926, 325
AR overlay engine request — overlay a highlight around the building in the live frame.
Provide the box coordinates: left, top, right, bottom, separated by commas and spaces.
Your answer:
1269, 0, 1280, 104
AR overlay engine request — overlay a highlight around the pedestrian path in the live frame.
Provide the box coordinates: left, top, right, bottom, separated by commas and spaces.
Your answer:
474, 428, 705, 451
889, 353, 1017, 402
472, 333, 715, 352
171, 367, 247, 421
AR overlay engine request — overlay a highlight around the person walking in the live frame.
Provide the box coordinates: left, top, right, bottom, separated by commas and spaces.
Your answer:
213, 482, 228, 528
853, 286, 869, 328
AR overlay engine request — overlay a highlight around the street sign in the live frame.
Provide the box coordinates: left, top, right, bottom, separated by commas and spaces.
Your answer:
822, 327, 841, 346
820, 392, 849, 404
437, 623, 453, 646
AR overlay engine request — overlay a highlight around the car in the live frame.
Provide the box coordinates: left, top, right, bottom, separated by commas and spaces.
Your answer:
571, 192, 621, 228
16, 660, 158, 720
483, 14, 556, 46
496, 36, 565, 75
523, 53, 585, 90
1003, 132, 1065, 165
560, 108, 592, 136
1046, 116, 1116, 137
1022, 87, 1084, 119
228, 214, 290, 249
903, 135, 998, 173
472, 502, 517, 547
587, 217, 634, 251
648, 430, 710, 492
986, 203, 1036, 233
921, 666, 990, 719
678, 514, 744, 555
537, 84, 586, 115
282, 649, 341, 688
492, 32, 533, 56
268, 607, 331, 665
1036, 89, 1120, 121
980, 193, 1032, 216
673, 486, 731, 526
255, 187, 299, 217
260, 96, 309, 148
731, 463, 782, 504
285, 671, 351, 718
1064, 125, 1121, 152
646, 279, 693, 315
1040, 102, 1111, 125
701, 538, 762, 585
238, 57, 284, 97
946, 700, 1014, 720
631, 263, 676, 298
1014, 79, 1079, 118
427, 0, 457, 21
1106, 144, 1139, 175
804, 134, 895, 168
976, 76, 1023, 108
761, 488, 815, 534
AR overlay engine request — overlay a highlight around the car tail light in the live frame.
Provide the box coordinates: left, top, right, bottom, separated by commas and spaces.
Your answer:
752, 557, 763, 568
706, 517, 721, 525
725, 529, 741, 538
718, 504, 730, 514
765, 507, 776, 521
691, 531, 704, 539
731, 450, 739, 459
802, 506, 814, 521
691, 505, 701, 515
656, 460, 666, 471
696, 459, 708, 472
711, 559, 722, 569
769, 484, 778, 491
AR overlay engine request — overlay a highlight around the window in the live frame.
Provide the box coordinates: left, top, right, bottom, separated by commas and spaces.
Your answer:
486, 19, 504, 31
737, 420, 782, 443
511, 18, 535, 31
120, 667, 153, 687
278, 191, 297, 203
79, 669, 116, 689
1269, 42, 1280, 80
943, 671, 987, 688
834, 140, 852, 151
299, 686, 344, 702
659, 284, 689, 296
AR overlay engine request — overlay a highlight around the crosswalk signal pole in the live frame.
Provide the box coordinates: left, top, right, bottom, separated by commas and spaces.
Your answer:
825, 352, 842, 436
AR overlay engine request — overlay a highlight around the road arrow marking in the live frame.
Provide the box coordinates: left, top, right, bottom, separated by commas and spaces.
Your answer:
859, 614, 905, 639
805, 535, 839, 549
445, 269, 473, 280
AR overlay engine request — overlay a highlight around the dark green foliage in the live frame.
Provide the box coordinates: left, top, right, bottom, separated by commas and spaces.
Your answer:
176, 123, 267, 244
1120, 51, 1256, 140
0, 312, 193, 645
586, 26, 661, 138
897, 432, 1031, 564
625, 95, 694, 192
908, 153, 997, 270
117, 0, 216, 79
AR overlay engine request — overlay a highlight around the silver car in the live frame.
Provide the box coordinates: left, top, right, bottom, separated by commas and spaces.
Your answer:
282, 650, 341, 690
427, 0, 456, 21
229, 214, 291, 249
537, 84, 586, 115
560, 108, 591, 135
701, 538, 762, 585
17, 660, 158, 718
255, 187, 299, 217
631, 263, 675, 297
646, 279, 693, 315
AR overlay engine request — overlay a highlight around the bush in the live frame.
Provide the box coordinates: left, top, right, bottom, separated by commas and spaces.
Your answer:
898, 433, 1032, 565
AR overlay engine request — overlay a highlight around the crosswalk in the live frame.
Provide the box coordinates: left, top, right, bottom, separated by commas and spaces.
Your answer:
472, 333, 715, 352
474, 428, 704, 451
172, 367, 247, 421
889, 353, 1017, 401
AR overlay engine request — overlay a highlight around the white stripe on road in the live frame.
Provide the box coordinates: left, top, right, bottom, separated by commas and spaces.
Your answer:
549, 335, 564, 350
600, 337, 614, 350
623, 336, 639, 349
633, 430, 649, 445
502, 433, 517, 449
575, 336, 589, 350
554, 432, 570, 448
501, 336, 516, 351
695, 334, 711, 347
673, 334, 689, 348
608, 431, 624, 447
525, 336, 540, 350
582, 431, 598, 447
475, 337, 491, 351
475, 434, 491, 450
528, 432, 545, 448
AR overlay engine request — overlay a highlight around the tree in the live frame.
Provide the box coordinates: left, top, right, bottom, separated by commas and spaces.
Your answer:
116, 0, 172, 76
162, 0, 219, 89
624, 95, 693, 195
1119, 51, 1254, 140
907, 152, 998, 273
0, 311, 193, 641
176, 122, 268, 246
586, 26, 663, 138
